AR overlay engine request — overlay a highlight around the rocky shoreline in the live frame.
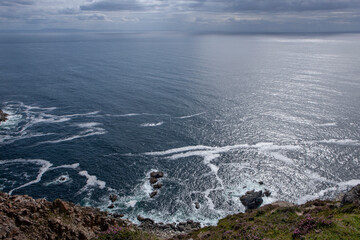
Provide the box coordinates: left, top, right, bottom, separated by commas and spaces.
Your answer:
0, 109, 8, 123
1, 185, 360, 239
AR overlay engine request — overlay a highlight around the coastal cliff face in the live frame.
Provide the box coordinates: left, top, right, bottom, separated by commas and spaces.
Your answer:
0, 192, 132, 240
1, 185, 360, 240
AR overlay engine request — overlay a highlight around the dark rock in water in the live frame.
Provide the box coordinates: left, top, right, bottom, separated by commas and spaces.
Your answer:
59, 176, 67, 182
150, 171, 164, 178
264, 189, 271, 197
258, 181, 264, 185
137, 215, 154, 224
195, 202, 200, 209
112, 213, 124, 218
341, 184, 360, 206
109, 194, 118, 202
0, 109, 8, 122
240, 190, 263, 210
150, 177, 158, 184
108, 204, 114, 209
137, 215, 145, 222
150, 191, 158, 198
153, 183, 163, 189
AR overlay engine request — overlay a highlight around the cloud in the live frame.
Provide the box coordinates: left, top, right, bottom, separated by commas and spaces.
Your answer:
0, 0, 34, 6
79, 0, 360, 13
0, 0, 360, 32
221, 0, 360, 12
77, 13, 109, 21
80, 0, 149, 11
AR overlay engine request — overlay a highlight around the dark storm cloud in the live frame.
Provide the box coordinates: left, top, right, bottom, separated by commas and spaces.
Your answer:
80, 0, 360, 12
0, 0, 34, 6
80, 0, 150, 11
219, 0, 360, 12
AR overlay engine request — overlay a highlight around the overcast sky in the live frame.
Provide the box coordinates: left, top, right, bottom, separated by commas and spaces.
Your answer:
1, 0, 360, 32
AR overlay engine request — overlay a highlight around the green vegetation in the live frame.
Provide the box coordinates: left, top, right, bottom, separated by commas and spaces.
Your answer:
184, 200, 360, 240
97, 225, 159, 240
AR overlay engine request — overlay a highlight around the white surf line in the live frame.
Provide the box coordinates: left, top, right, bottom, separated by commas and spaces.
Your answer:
77, 171, 106, 194
176, 112, 206, 119
144, 142, 304, 211
49, 163, 80, 170
0, 159, 53, 195
315, 139, 360, 145
62, 111, 100, 118
296, 179, 360, 204
35, 130, 106, 145
0, 159, 82, 195
144, 145, 215, 156
140, 122, 164, 127
315, 122, 337, 127
106, 113, 171, 117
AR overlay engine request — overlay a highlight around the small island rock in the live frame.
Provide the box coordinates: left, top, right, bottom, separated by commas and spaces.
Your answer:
150, 171, 164, 178
153, 183, 163, 190
240, 190, 263, 210
109, 194, 118, 202
341, 184, 360, 206
150, 177, 158, 184
0, 109, 8, 123
150, 191, 157, 198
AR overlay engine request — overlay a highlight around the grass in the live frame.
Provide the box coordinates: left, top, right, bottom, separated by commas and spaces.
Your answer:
181, 200, 360, 240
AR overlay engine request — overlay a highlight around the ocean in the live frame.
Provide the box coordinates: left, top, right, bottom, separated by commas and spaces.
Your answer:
0, 32, 360, 225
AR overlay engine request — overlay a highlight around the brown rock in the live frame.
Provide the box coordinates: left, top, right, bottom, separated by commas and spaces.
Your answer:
0, 109, 8, 122
341, 184, 360, 206
150, 171, 164, 178
150, 191, 158, 198
0, 192, 130, 240
264, 189, 271, 197
150, 177, 158, 184
153, 183, 163, 189
240, 190, 263, 210
109, 194, 118, 202
53, 199, 72, 214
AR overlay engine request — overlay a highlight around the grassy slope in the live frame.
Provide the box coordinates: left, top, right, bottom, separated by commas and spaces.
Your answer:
178, 200, 360, 240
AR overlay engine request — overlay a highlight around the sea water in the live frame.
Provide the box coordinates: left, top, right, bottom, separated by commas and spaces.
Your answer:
0, 32, 360, 225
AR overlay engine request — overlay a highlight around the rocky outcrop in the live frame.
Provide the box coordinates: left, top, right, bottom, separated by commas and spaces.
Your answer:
341, 184, 360, 206
149, 171, 165, 198
150, 171, 164, 178
0, 109, 8, 122
0, 192, 131, 240
137, 216, 201, 239
240, 190, 263, 210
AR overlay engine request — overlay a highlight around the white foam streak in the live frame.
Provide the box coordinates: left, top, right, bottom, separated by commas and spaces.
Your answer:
317, 139, 359, 145
0, 102, 104, 146
145, 145, 213, 156
297, 179, 360, 204
37, 130, 105, 145
78, 171, 106, 193
140, 122, 164, 127
177, 112, 206, 119
0, 159, 53, 195
63, 111, 100, 118
49, 163, 80, 170
316, 122, 337, 127
76, 122, 102, 128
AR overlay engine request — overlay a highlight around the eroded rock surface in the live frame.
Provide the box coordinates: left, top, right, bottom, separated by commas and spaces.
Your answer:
0, 192, 130, 240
